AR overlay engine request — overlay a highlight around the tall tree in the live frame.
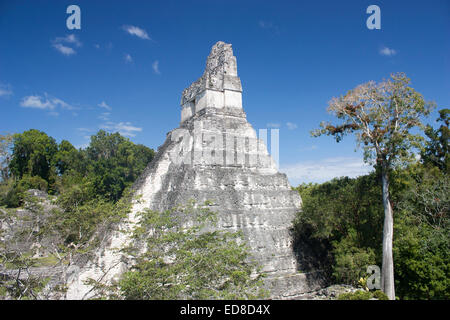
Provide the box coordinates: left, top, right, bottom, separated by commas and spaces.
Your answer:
9, 129, 58, 182
312, 73, 435, 299
84, 130, 155, 201
53, 140, 78, 175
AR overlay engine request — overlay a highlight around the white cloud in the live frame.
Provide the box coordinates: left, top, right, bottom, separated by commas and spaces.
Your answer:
152, 60, 160, 74
96, 101, 142, 137
20, 94, 74, 111
258, 20, 280, 33
51, 97, 74, 110
122, 25, 151, 40
52, 34, 82, 56
98, 112, 111, 121
259, 20, 275, 29
286, 122, 298, 130
52, 43, 76, 56
280, 157, 373, 185
54, 34, 82, 47
259, 20, 269, 28
0, 84, 13, 97
124, 53, 133, 63
77, 127, 94, 133
267, 123, 280, 128
98, 101, 112, 111
100, 121, 142, 137
300, 145, 318, 151
20, 95, 54, 110
379, 47, 397, 56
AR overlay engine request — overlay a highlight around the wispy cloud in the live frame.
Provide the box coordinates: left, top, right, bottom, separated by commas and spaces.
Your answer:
258, 20, 273, 29
98, 101, 112, 111
51, 97, 74, 110
77, 127, 94, 133
152, 60, 160, 74
98, 112, 111, 121
267, 123, 280, 128
281, 157, 373, 185
258, 20, 280, 34
52, 43, 76, 56
286, 122, 298, 130
51, 34, 82, 56
54, 34, 82, 47
300, 145, 318, 152
122, 25, 151, 40
20, 94, 74, 111
379, 46, 397, 56
0, 84, 13, 97
95, 100, 142, 137
100, 121, 142, 137
75, 128, 95, 149
124, 53, 133, 63
20, 96, 54, 110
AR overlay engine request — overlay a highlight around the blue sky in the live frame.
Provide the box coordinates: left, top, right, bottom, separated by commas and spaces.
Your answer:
0, 0, 449, 185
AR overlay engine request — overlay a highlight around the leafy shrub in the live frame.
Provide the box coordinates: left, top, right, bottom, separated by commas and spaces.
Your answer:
332, 236, 376, 286
16, 175, 48, 192
338, 290, 388, 300
49, 195, 131, 246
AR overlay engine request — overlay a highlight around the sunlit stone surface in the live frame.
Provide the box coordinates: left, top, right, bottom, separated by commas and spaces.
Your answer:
66, 41, 323, 299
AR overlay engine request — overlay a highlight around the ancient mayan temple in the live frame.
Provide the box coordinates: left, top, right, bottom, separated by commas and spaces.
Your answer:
66, 41, 322, 299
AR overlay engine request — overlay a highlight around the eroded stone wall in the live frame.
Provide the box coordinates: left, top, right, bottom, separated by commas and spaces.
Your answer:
65, 41, 324, 300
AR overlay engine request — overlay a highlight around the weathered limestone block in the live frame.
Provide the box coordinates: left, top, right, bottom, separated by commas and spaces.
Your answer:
180, 41, 243, 124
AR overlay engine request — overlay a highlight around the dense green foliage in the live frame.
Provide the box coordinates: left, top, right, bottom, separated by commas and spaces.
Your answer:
294, 172, 384, 285
295, 164, 449, 299
393, 168, 449, 299
0, 129, 154, 206
422, 108, 449, 173
9, 129, 58, 183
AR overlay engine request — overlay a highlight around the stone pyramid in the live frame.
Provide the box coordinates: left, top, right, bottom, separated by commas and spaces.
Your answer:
66, 41, 321, 299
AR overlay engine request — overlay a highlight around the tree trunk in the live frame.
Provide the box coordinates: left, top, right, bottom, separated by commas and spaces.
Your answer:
381, 166, 395, 300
